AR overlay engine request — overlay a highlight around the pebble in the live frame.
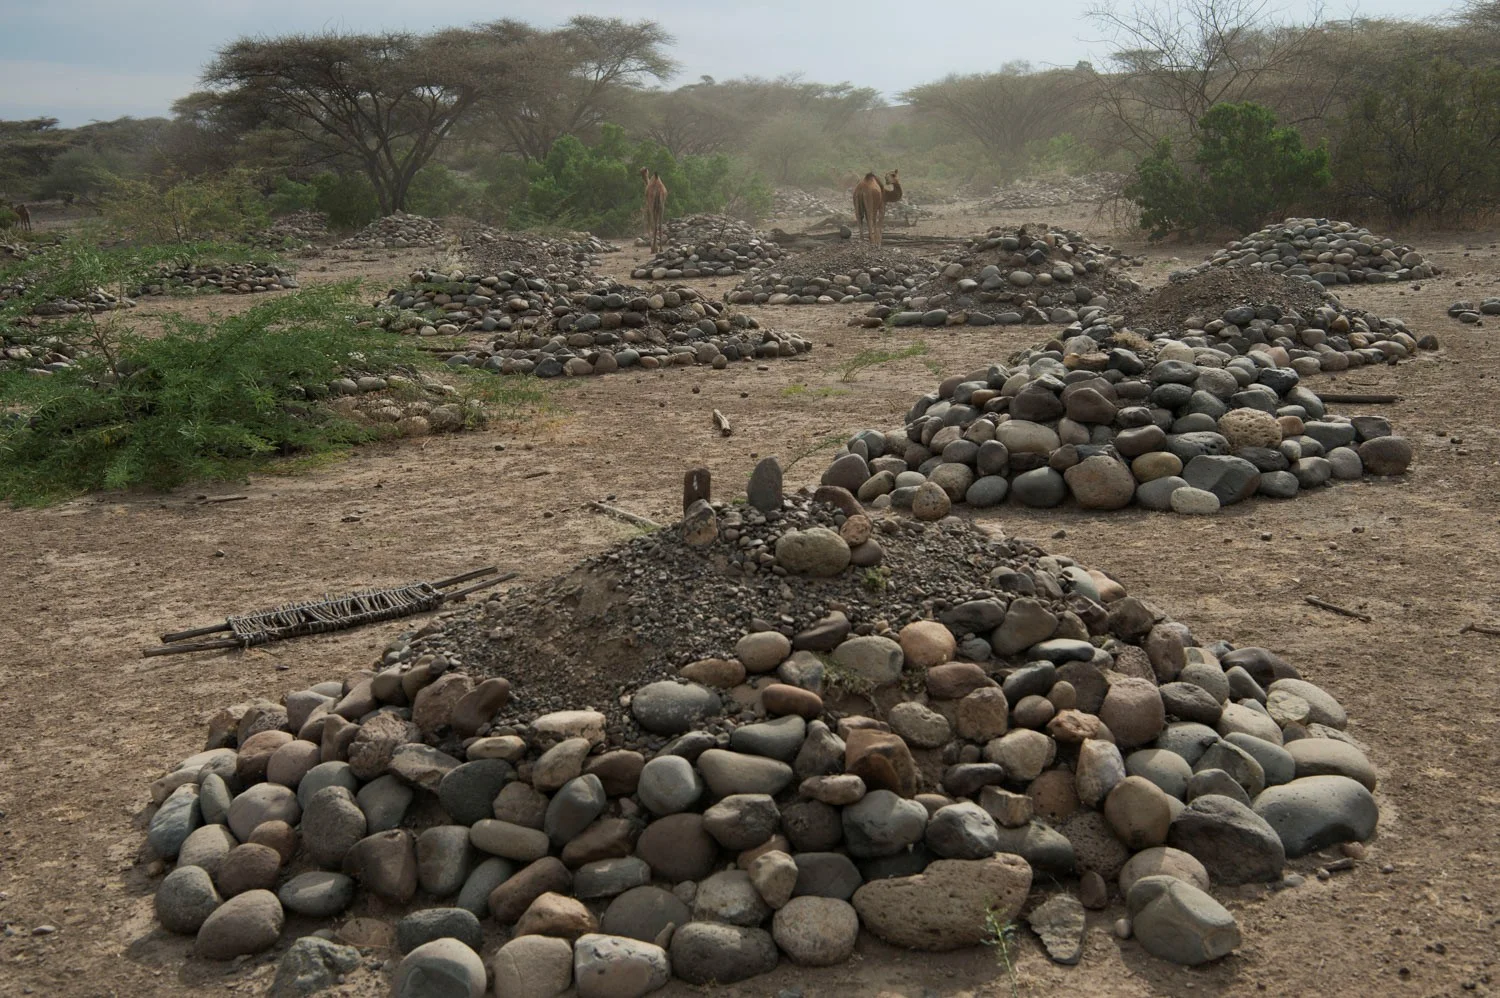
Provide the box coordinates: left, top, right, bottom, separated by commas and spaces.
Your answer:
392, 938, 486, 998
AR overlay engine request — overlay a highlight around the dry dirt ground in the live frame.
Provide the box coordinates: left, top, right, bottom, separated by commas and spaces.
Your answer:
2, 202, 1498, 998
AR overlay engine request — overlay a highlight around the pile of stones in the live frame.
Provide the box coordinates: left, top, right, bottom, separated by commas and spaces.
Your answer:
1117, 269, 1435, 368
855, 225, 1140, 329
459, 229, 617, 287
248, 211, 330, 249
334, 212, 450, 251
771, 189, 840, 217
1190, 219, 1439, 285
0, 276, 135, 316
1447, 298, 1500, 324
321, 370, 476, 438
139, 472, 1382, 993
631, 215, 783, 280
134, 262, 299, 297
822, 341, 1415, 515
0, 330, 80, 376
974, 173, 1128, 212
724, 243, 935, 306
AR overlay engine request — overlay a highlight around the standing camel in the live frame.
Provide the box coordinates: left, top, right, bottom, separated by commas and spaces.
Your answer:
880, 170, 903, 206
3, 201, 29, 234
853, 172, 887, 246
640, 168, 667, 254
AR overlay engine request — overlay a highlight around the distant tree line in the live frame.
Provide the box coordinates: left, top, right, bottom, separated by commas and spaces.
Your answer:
2, 2, 1498, 239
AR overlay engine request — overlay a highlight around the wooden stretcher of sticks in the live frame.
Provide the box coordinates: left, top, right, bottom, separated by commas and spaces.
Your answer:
143, 566, 515, 658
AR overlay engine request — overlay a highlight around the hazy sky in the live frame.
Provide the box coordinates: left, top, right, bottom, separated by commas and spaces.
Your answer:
0, 0, 1454, 125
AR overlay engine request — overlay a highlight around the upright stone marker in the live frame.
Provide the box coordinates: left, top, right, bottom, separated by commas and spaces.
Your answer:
746, 457, 784, 513
683, 468, 711, 513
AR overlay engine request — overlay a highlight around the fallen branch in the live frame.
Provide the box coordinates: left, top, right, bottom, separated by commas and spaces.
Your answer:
1318, 393, 1401, 404
712, 409, 732, 437
1460, 622, 1500, 637
587, 500, 661, 530
194, 494, 248, 505
1303, 595, 1373, 623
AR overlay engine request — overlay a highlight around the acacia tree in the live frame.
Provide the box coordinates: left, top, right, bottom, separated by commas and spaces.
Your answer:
202, 29, 503, 213
478, 17, 676, 161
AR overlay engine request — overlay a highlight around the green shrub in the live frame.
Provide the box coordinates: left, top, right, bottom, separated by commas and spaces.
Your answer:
102, 169, 271, 243
406, 163, 483, 219
309, 172, 380, 229
268, 176, 319, 215
0, 284, 416, 504
0, 205, 16, 230
1125, 102, 1330, 239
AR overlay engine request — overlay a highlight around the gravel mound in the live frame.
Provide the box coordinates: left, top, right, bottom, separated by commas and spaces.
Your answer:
334, 212, 450, 250
248, 211, 329, 248
975, 173, 1128, 211
135, 262, 299, 297
1190, 218, 1439, 285
772, 189, 840, 217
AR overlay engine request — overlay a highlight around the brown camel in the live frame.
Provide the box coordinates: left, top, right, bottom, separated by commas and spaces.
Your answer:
853, 173, 886, 246
3, 201, 28, 234
640, 168, 667, 254
880, 170, 903, 205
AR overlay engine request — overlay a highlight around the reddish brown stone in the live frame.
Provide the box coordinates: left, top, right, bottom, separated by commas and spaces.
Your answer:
844, 729, 918, 798
762, 684, 823, 720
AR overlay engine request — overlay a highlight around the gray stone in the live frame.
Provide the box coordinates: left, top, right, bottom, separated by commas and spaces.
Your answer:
669, 923, 779, 985
1154, 722, 1221, 766
271, 936, 361, 997
924, 802, 1001, 859
356, 774, 413, 833
177, 824, 236, 877
703, 794, 781, 850
277, 871, 356, 918
396, 907, 483, 954
1011, 467, 1067, 507
296, 762, 359, 811
600, 886, 692, 943
439, 759, 515, 826
747, 457, 784, 513
417, 825, 476, 898
775, 527, 852, 577
842, 790, 928, 858
637, 755, 704, 815
792, 852, 863, 900
544, 774, 608, 848
1167, 794, 1285, 884
696, 749, 794, 797
302, 786, 367, 868
148, 784, 201, 860
772, 896, 860, 966
1126, 748, 1194, 799
1027, 893, 1086, 965
1267, 679, 1348, 729
388, 743, 462, 792
1195, 739, 1267, 798
990, 821, 1075, 875
456, 857, 514, 917
575, 857, 652, 900
155, 865, 221, 934
1252, 775, 1378, 856
730, 715, 807, 762
227, 783, 299, 844
1224, 733, 1295, 787
1127, 875, 1241, 966
630, 682, 721, 735
392, 938, 486, 998
488, 935, 573, 998
194, 889, 284, 960
830, 635, 905, 686
573, 934, 671, 998
694, 869, 773, 926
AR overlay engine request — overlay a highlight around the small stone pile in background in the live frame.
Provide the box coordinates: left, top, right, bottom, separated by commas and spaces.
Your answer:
772, 189, 840, 217
334, 212, 450, 251
973, 173, 1128, 212
0, 330, 81, 376
248, 211, 330, 249
319, 370, 476, 438
135, 262, 299, 297
825, 336, 1415, 515
0, 275, 134, 316
1447, 298, 1500, 324
457, 228, 617, 287
1117, 270, 1435, 366
860, 225, 1140, 329
377, 270, 811, 378
725, 243, 935, 307
631, 214, 783, 279
139, 471, 1381, 993
1190, 219, 1439, 285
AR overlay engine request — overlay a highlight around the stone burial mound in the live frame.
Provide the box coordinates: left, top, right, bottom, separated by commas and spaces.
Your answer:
133, 261, 299, 298
856, 225, 1142, 330
0, 276, 133, 316
378, 270, 810, 379
824, 339, 1414, 516
333, 211, 451, 251
1189, 218, 1439, 285
455, 223, 619, 285
1112, 268, 1436, 370
724, 242, 936, 307
772, 188, 841, 217
247, 210, 330, 249
630, 213, 783, 280
138, 470, 1382, 994
973, 172, 1128, 212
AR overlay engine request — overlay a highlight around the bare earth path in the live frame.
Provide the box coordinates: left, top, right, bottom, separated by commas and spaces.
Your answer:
1, 209, 1497, 997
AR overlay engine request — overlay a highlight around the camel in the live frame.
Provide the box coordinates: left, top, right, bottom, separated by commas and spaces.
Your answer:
880, 170, 903, 206
640, 168, 667, 254
853, 170, 904, 245
2, 200, 28, 234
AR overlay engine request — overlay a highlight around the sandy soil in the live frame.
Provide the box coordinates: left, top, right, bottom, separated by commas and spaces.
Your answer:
2, 203, 1498, 998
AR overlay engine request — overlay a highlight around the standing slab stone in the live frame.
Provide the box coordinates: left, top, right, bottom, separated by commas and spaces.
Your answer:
747, 457, 784, 513
683, 467, 711, 512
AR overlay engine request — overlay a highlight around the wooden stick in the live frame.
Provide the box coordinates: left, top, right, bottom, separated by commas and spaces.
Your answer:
1317, 393, 1401, 404
432, 565, 500, 589
195, 494, 248, 505
159, 621, 232, 643
1303, 595, 1372, 623
143, 637, 243, 657
587, 500, 661, 530
1460, 622, 1500, 637
712, 409, 731, 437
441, 572, 518, 601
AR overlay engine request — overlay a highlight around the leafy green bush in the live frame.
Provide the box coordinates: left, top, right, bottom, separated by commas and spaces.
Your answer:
0, 284, 413, 504
268, 176, 319, 215
0, 205, 16, 230
1125, 102, 1330, 239
406, 164, 483, 219
102, 169, 270, 243
1332, 57, 1500, 221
